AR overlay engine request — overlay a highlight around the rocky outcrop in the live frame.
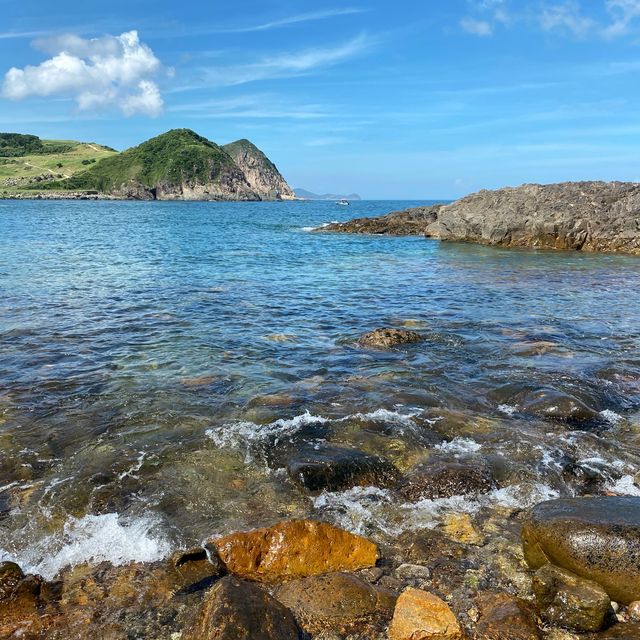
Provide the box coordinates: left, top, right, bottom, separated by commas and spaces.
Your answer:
522, 497, 640, 603
475, 592, 541, 640
321, 181, 640, 254
223, 139, 295, 200
211, 520, 379, 582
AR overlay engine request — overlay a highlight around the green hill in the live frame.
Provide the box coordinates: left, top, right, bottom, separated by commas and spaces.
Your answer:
42, 129, 258, 200
0, 135, 117, 194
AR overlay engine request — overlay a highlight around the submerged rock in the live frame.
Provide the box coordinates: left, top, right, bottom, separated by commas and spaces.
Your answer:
184, 575, 301, 640
475, 591, 540, 640
533, 564, 612, 633
442, 513, 485, 546
388, 587, 463, 640
274, 572, 396, 635
517, 388, 599, 424
522, 497, 640, 603
287, 445, 400, 492
399, 460, 494, 501
358, 328, 423, 348
212, 519, 379, 583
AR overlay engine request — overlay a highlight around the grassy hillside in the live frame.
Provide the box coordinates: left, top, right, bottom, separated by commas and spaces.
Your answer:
46, 129, 238, 194
0, 135, 117, 194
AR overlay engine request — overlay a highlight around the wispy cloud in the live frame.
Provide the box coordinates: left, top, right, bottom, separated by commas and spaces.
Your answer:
539, 2, 595, 36
196, 34, 371, 88
209, 8, 366, 34
0, 29, 55, 40
460, 18, 494, 36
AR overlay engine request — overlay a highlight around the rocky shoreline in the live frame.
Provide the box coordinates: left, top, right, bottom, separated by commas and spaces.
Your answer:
3, 497, 640, 639
321, 181, 640, 255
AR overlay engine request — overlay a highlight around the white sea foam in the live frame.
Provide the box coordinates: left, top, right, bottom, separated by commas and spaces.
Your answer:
498, 404, 518, 416
0, 513, 171, 581
300, 221, 339, 232
312, 481, 559, 537
600, 409, 623, 425
605, 474, 640, 496
435, 437, 482, 455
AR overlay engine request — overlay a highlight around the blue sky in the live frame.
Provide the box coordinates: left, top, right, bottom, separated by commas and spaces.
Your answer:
2, 0, 640, 198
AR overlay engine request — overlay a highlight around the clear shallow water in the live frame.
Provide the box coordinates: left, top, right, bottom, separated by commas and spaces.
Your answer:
1, 199, 640, 578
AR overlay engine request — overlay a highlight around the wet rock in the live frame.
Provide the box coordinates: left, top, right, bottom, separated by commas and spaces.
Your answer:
0, 562, 24, 600
399, 460, 494, 501
442, 513, 485, 546
0, 563, 46, 636
522, 497, 640, 603
475, 591, 541, 640
274, 572, 396, 635
321, 205, 442, 236
184, 575, 301, 640
212, 519, 379, 582
287, 445, 400, 492
395, 564, 432, 583
626, 601, 640, 621
586, 622, 640, 638
533, 564, 612, 633
169, 546, 224, 590
358, 328, 423, 348
388, 587, 463, 640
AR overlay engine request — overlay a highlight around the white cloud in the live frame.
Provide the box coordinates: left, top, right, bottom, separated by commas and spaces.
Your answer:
211, 8, 366, 33
539, 2, 595, 35
460, 17, 494, 36
2, 30, 164, 117
201, 34, 370, 87
604, 0, 640, 37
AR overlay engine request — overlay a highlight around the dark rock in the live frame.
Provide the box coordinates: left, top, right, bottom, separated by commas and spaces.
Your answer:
0, 562, 24, 601
169, 546, 224, 591
522, 497, 640, 604
358, 328, 423, 348
475, 591, 541, 640
320, 205, 442, 235
287, 445, 400, 492
532, 564, 612, 633
399, 460, 494, 501
184, 575, 301, 640
517, 388, 599, 424
274, 572, 396, 635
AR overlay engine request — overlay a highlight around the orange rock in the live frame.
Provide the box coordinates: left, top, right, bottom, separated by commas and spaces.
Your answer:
388, 588, 463, 640
212, 520, 379, 582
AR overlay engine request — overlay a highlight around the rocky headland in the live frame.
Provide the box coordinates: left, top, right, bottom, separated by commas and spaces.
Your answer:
322, 181, 640, 254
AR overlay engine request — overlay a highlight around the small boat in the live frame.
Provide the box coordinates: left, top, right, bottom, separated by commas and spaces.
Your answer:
337, 199, 350, 206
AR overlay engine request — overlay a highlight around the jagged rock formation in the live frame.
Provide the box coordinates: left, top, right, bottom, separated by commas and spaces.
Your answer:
321, 182, 640, 254
223, 139, 295, 200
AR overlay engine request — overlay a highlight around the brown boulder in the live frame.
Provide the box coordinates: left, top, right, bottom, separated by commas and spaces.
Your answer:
532, 564, 612, 633
358, 328, 423, 348
212, 520, 379, 582
388, 587, 463, 640
184, 575, 301, 640
275, 572, 396, 634
475, 592, 540, 640
169, 546, 224, 590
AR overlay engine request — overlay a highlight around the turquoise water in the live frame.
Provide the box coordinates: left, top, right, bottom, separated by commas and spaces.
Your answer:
1, 199, 640, 577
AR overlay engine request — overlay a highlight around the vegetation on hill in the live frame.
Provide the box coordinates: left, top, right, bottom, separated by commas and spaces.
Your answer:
43, 129, 240, 194
0, 133, 82, 157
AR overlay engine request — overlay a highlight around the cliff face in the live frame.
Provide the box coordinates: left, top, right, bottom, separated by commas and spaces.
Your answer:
322, 182, 640, 255
223, 139, 295, 201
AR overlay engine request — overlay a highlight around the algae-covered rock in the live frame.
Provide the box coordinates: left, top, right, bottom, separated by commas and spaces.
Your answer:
532, 564, 612, 633
358, 328, 423, 348
388, 587, 463, 639
184, 575, 301, 640
274, 572, 396, 634
522, 497, 640, 604
212, 520, 379, 582
287, 445, 400, 492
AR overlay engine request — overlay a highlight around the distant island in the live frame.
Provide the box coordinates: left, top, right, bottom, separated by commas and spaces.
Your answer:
0, 129, 295, 201
294, 188, 361, 201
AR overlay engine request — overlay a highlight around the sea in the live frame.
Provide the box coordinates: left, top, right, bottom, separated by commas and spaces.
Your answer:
1, 198, 639, 579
